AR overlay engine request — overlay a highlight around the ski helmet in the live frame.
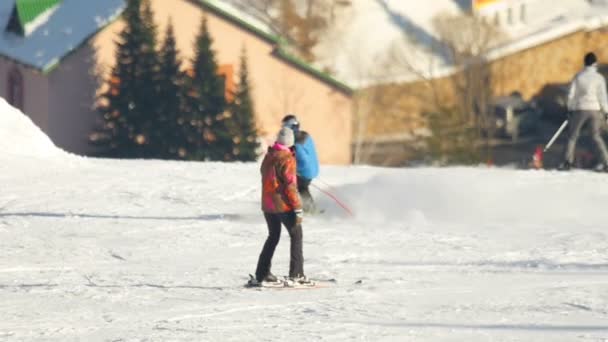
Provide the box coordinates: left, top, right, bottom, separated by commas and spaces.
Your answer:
281, 114, 300, 134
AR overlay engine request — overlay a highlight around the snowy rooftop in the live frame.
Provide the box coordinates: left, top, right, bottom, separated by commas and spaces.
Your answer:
203, 0, 276, 40
312, 0, 608, 88
0, 0, 125, 73
0, 0, 271, 73
201, 0, 352, 92
0, 0, 351, 92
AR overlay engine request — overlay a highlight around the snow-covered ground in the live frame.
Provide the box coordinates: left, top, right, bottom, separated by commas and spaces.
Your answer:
1, 99, 608, 341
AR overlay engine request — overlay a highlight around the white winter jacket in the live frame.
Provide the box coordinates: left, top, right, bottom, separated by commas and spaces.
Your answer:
567, 65, 608, 113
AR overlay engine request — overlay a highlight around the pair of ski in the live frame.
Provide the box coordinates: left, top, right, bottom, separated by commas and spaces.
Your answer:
245, 274, 326, 289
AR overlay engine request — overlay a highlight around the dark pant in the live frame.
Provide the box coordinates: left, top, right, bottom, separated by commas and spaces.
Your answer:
297, 176, 315, 213
255, 212, 304, 281
564, 110, 608, 165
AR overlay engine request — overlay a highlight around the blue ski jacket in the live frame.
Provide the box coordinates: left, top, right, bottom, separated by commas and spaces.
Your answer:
294, 132, 319, 181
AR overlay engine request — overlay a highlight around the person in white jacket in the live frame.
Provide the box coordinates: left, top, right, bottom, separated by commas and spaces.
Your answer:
559, 52, 608, 171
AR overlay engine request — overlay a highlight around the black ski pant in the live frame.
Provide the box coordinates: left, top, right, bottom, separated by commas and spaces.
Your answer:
255, 212, 304, 281
297, 176, 315, 213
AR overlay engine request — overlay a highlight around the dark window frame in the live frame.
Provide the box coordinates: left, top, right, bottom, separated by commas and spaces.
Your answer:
8, 67, 24, 111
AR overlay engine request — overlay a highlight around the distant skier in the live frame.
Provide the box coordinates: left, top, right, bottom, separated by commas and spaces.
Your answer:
559, 52, 608, 171
281, 114, 320, 212
253, 127, 307, 285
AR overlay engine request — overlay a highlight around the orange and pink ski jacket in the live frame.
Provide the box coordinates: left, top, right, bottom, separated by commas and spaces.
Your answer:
260, 143, 302, 213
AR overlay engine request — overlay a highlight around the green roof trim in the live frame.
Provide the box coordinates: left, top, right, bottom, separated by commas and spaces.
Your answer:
196, 0, 353, 95
16, 0, 62, 27
195, 0, 281, 45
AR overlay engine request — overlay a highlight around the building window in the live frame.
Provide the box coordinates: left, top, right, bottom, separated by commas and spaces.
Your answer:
7, 67, 24, 111
520, 3, 527, 23
494, 12, 501, 26
507, 7, 514, 25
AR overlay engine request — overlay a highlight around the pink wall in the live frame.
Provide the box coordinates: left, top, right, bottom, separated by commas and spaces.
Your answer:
48, 43, 100, 155
0, 57, 49, 134
0, 48, 98, 156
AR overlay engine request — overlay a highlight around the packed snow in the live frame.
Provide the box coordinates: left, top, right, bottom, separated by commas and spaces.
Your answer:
1, 100, 608, 341
0, 98, 69, 159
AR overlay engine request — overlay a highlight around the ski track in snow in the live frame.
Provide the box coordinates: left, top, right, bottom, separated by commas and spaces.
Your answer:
1, 156, 608, 341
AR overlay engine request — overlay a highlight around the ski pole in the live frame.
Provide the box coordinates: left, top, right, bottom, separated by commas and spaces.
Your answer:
544, 119, 568, 152
311, 182, 354, 217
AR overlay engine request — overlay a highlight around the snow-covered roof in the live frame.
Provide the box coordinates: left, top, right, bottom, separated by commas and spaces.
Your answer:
313, 0, 608, 89
202, 0, 276, 40
487, 0, 608, 60
198, 0, 352, 94
0, 0, 125, 73
312, 0, 463, 88
0, 0, 352, 93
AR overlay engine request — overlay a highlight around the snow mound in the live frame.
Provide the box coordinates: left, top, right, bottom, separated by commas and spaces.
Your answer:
318, 167, 608, 228
0, 97, 70, 159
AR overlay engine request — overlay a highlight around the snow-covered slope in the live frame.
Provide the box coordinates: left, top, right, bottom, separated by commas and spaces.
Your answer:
1, 100, 608, 341
0, 97, 71, 160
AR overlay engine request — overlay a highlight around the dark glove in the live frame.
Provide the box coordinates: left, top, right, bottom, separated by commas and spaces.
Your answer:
294, 209, 303, 225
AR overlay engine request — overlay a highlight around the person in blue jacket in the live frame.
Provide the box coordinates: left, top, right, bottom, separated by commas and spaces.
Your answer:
281, 114, 320, 213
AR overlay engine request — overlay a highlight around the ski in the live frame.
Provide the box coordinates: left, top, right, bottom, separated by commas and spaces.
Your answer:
245, 274, 331, 289
245, 274, 285, 288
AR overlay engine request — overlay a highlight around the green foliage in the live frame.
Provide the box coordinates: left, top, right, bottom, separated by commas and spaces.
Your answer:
229, 47, 259, 161
156, 19, 188, 159
92, 0, 160, 158
183, 17, 232, 161
92, 6, 260, 162
424, 107, 482, 165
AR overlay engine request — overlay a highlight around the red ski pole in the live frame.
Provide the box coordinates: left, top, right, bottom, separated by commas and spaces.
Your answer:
311, 182, 354, 217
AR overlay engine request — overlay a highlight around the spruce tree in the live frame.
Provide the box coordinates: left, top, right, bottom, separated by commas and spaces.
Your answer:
229, 47, 259, 161
157, 19, 187, 159
135, 0, 161, 157
184, 17, 232, 161
91, 0, 159, 158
